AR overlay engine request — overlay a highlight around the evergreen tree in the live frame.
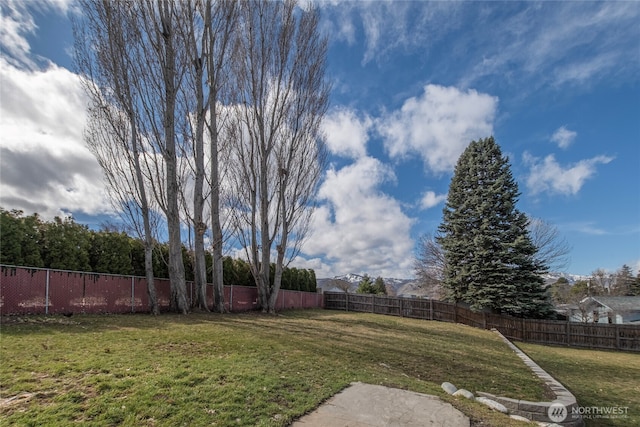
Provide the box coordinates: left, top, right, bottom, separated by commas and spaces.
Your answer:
89, 231, 133, 275
373, 276, 387, 295
437, 137, 553, 318
0, 209, 23, 265
550, 277, 571, 304
21, 213, 44, 267
356, 274, 375, 294
631, 272, 640, 296
308, 269, 317, 292
42, 216, 91, 272
0, 209, 44, 267
612, 264, 635, 296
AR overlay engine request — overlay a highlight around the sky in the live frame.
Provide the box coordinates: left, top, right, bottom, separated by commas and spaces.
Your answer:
1, 0, 639, 279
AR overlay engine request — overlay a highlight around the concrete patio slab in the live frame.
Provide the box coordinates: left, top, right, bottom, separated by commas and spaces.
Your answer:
291, 382, 470, 427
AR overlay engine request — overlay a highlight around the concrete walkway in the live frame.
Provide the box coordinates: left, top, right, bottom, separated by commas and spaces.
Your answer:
291, 382, 470, 427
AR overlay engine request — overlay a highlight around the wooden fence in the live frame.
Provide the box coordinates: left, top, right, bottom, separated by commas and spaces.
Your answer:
324, 292, 640, 352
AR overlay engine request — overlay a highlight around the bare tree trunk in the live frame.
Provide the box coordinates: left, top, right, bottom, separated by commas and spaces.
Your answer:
209, 108, 225, 312
74, 0, 159, 314
131, 122, 160, 315
228, 0, 329, 313
206, 0, 237, 313
155, 0, 188, 314
182, 0, 209, 311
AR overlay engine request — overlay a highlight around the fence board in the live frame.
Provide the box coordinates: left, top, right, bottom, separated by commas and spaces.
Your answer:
48, 270, 85, 314
1, 266, 48, 314
0, 265, 321, 315
323, 292, 640, 352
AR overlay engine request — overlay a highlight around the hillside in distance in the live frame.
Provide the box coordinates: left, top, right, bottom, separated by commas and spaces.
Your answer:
316, 274, 434, 298
317, 272, 589, 299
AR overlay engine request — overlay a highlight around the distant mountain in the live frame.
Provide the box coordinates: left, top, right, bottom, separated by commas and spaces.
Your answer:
541, 272, 590, 286
317, 274, 426, 297
317, 271, 590, 297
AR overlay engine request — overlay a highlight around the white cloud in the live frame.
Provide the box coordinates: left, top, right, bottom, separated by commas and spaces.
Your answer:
524, 153, 614, 196
377, 84, 497, 174
300, 156, 415, 278
420, 191, 447, 210
289, 256, 333, 275
0, 57, 109, 219
550, 126, 577, 149
321, 108, 371, 159
0, 1, 38, 68
0, 0, 78, 69
562, 221, 608, 236
0, 2, 111, 220
470, 3, 639, 90
320, 1, 461, 65
321, 3, 639, 92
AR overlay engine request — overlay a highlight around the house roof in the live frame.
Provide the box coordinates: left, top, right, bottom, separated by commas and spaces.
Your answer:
587, 296, 640, 311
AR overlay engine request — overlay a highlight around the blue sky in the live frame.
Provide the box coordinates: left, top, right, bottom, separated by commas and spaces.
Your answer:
1, 1, 639, 278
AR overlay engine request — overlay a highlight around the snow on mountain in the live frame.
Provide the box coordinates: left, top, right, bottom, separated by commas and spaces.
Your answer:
318, 272, 590, 295
542, 272, 590, 286
335, 273, 365, 284
317, 273, 416, 295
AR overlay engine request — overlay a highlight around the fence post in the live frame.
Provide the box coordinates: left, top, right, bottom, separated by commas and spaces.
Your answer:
521, 318, 525, 340
429, 299, 433, 321
615, 324, 620, 350
131, 276, 135, 313
345, 292, 349, 312
482, 312, 487, 330
566, 321, 570, 346
454, 304, 457, 324
230, 285, 234, 312
45, 269, 50, 315
399, 298, 403, 317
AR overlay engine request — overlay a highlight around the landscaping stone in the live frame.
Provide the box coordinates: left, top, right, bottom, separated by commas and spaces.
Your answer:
452, 389, 474, 399
441, 382, 458, 395
476, 396, 509, 414
510, 414, 531, 422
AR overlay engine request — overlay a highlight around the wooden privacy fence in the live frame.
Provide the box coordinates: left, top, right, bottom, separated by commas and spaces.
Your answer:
324, 292, 640, 352
0, 265, 323, 315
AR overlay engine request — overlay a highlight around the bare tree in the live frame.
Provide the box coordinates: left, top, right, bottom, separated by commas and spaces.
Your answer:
527, 217, 571, 272
179, 0, 211, 311
127, 0, 190, 314
74, 0, 159, 314
589, 268, 611, 295
413, 233, 446, 292
205, 0, 237, 313
331, 279, 351, 293
174, 0, 237, 312
228, 0, 329, 313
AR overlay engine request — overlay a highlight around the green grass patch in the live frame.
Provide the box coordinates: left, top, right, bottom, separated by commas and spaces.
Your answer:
517, 342, 640, 427
2, 310, 551, 426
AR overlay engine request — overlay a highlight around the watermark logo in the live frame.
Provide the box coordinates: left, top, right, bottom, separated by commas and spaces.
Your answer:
548, 402, 567, 423
548, 402, 630, 422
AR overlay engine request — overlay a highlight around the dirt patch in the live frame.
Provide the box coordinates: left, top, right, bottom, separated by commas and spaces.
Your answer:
0, 316, 79, 325
0, 392, 37, 408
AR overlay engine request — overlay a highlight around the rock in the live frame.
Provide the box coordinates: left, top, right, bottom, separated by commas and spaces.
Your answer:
441, 382, 457, 395
510, 414, 531, 422
476, 396, 509, 413
452, 389, 474, 399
